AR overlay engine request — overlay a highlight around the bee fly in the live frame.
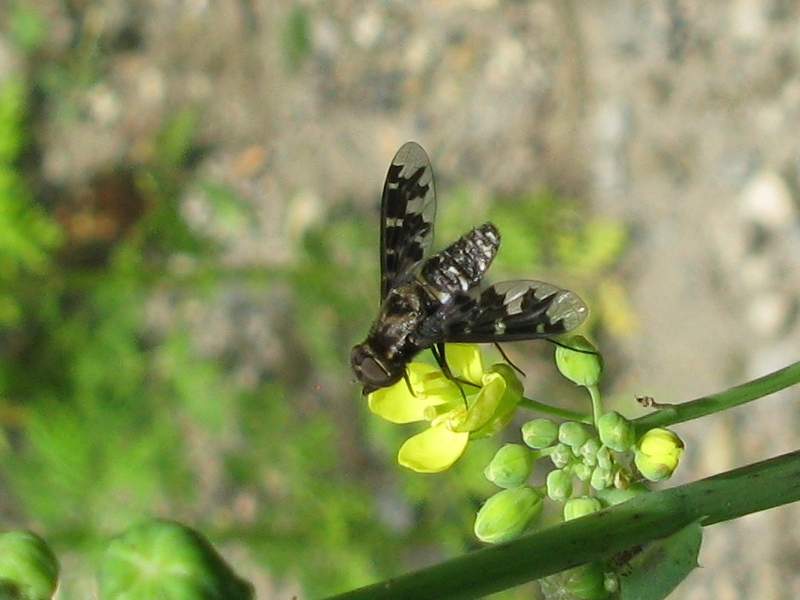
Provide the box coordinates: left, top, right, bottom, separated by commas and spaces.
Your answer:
351, 142, 588, 394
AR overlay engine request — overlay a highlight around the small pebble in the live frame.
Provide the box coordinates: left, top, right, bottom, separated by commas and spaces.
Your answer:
739, 170, 797, 230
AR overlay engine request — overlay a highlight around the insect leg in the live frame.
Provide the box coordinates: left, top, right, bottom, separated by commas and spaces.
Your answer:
431, 343, 454, 378
402, 369, 417, 397
493, 343, 526, 377
432, 343, 469, 406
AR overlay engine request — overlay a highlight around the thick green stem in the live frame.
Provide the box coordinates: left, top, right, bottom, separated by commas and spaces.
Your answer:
322, 450, 800, 600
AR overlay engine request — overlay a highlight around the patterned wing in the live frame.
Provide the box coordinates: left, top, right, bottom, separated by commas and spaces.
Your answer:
380, 142, 436, 299
426, 280, 588, 343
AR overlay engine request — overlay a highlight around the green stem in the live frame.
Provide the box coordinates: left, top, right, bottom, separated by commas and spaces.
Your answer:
587, 384, 602, 426
322, 450, 800, 600
518, 397, 592, 424
632, 359, 800, 436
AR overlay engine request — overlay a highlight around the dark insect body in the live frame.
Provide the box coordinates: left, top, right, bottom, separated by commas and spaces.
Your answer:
351, 142, 588, 394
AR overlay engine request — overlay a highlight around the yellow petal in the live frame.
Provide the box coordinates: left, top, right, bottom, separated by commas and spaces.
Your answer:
409, 363, 464, 403
368, 383, 429, 424
445, 344, 484, 385
452, 371, 506, 433
460, 365, 523, 438
367, 363, 460, 423
397, 425, 469, 473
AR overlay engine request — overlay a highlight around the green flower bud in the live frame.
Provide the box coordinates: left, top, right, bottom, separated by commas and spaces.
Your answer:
578, 437, 601, 466
634, 428, 684, 482
539, 562, 609, 600
521, 418, 559, 449
549, 442, 573, 469
99, 519, 253, 600
595, 483, 650, 507
573, 462, 592, 482
597, 411, 635, 452
564, 496, 603, 521
554, 336, 603, 387
590, 466, 614, 491
0, 530, 58, 600
605, 572, 620, 595
474, 486, 543, 544
546, 469, 574, 501
558, 421, 590, 449
596, 445, 613, 470
484, 444, 533, 488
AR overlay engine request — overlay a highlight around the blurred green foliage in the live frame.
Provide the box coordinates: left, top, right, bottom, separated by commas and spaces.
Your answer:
0, 77, 62, 326
282, 6, 312, 73
7, 2, 46, 53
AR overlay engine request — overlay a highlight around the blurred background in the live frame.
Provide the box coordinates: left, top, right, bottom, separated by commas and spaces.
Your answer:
0, 1, 799, 598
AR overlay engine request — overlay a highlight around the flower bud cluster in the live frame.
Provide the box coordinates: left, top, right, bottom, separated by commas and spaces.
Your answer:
537, 415, 637, 504
477, 409, 685, 543
475, 412, 634, 543
468, 338, 685, 548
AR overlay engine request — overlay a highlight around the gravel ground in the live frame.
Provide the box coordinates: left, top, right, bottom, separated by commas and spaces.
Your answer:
3, 1, 800, 598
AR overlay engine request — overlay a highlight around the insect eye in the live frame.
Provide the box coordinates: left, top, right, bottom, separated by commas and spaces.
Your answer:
361, 358, 388, 385
351, 345, 390, 387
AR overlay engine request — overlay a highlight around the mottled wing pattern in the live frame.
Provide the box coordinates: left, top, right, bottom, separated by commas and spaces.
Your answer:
431, 280, 589, 343
380, 142, 436, 300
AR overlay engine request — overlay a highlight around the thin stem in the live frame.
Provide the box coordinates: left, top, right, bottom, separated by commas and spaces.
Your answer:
632, 359, 800, 436
587, 384, 603, 426
518, 397, 592, 424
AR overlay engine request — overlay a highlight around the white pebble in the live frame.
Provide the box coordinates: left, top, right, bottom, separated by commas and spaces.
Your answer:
739, 170, 797, 230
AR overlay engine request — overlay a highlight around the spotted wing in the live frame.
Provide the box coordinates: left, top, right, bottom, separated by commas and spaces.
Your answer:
429, 280, 588, 343
380, 142, 436, 300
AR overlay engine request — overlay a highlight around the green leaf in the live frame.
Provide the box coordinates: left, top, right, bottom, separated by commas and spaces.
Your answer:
617, 522, 703, 600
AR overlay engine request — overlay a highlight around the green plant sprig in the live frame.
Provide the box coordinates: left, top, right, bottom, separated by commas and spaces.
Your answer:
322, 448, 800, 600
632, 359, 800, 436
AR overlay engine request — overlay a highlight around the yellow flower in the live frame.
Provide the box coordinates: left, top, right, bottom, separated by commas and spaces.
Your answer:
634, 427, 685, 482
367, 345, 523, 473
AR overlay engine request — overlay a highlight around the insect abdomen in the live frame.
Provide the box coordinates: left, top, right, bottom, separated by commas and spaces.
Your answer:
420, 223, 500, 295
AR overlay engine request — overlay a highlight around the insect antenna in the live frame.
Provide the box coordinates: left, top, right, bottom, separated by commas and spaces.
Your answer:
547, 338, 600, 356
